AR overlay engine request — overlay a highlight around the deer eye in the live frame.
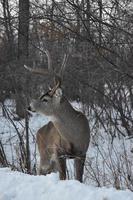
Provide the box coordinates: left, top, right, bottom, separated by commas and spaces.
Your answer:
42, 98, 48, 102
40, 93, 51, 102
39, 95, 48, 102
39, 90, 51, 101
40, 93, 46, 100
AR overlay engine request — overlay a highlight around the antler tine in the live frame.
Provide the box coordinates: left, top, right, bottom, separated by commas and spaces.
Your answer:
24, 65, 49, 75
59, 53, 69, 78
24, 50, 53, 75
44, 50, 53, 73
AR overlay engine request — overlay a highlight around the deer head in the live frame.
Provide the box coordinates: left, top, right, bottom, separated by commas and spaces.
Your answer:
25, 50, 69, 116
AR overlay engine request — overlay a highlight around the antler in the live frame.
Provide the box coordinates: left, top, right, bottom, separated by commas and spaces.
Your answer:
49, 53, 69, 96
59, 53, 69, 79
24, 50, 53, 75
24, 49, 70, 96
45, 50, 52, 72
58, 43, 73, 79
24, 64, 49, 75
48, 78, 61, 96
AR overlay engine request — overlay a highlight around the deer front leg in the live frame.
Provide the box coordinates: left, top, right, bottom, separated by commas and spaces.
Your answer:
74, 155, 86, 182
58, 157, 66, 180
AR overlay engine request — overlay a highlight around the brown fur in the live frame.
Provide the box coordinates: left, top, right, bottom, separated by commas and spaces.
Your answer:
37, 121, 71, 180
37, 121, 86, 181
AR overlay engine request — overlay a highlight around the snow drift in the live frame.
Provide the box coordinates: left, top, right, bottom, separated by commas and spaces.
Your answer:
0, 168, 133, 200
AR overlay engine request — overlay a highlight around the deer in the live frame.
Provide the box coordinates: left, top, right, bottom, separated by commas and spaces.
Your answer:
25, 50, 90, 182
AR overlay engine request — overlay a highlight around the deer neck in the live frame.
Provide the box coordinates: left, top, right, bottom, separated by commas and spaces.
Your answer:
51, 97, 79, 142
48, 97, 90, 154
53, 97, 74, 123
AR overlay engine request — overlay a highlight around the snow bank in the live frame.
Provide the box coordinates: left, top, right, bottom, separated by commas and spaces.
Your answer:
0, 168, 133, 200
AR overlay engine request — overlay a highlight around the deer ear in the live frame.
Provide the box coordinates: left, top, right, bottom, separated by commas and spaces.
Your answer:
54, 88, 63, 98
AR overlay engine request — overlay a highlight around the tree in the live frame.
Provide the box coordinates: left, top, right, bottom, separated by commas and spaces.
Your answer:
18, 0, 29, 59
1, 0, 15, 61
15, 0, 30, 119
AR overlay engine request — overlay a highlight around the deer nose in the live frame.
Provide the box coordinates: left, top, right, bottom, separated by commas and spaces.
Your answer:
27, 105, 36, 112
27, 101, 36, 112
27, 106, 31, 111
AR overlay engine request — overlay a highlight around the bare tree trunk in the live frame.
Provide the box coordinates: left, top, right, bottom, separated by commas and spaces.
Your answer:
18, 0, 29, 59
15, 0, 29, 119
2, 0, 15, 60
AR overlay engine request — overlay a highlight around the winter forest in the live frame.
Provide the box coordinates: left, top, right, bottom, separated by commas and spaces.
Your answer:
0, 0, 133, 199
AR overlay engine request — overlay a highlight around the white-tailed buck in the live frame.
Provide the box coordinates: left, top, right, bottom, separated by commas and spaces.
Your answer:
25, 50, 90, 182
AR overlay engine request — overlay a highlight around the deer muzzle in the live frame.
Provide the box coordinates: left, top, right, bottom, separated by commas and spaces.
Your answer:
27, 100, 37, 112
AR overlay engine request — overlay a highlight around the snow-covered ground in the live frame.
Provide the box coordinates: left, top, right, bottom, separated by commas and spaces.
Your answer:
1, 99, 133, 199
0, 167, 133, 200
